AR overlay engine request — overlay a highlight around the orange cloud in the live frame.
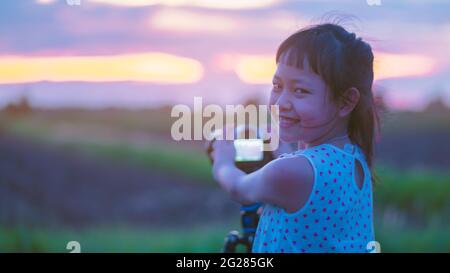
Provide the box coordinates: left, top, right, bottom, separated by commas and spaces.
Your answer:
150, 9, 238, 33
234, 55, 276, 84
89, 0, 280, 9
374, 52, 437, 80
149, 9, 304, 35
226, 52, 438, 85
0, 53, 203, 84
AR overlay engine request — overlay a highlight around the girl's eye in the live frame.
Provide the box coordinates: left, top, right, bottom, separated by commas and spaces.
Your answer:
294, 88, 310, 94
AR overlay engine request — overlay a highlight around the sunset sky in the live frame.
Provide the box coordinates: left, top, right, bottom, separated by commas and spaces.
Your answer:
0, 0, 449, 110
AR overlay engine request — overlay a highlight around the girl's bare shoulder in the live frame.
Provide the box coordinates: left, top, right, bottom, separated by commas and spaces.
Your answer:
260, 155, 315, 212
263, 154, 314, 190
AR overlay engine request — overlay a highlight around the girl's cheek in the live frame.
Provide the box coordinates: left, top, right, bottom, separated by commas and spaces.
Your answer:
293, 101, 315, 119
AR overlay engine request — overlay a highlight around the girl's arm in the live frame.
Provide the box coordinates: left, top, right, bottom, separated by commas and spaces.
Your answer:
210, 140, 314, 212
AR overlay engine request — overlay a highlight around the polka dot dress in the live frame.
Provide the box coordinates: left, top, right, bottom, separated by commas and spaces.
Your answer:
252, 143, 375, 253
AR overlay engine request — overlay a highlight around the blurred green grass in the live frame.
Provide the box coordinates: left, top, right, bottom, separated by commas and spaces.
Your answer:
1, 154, 448, 252
0, 224, 236, 253
1, 223, 448, 253
1, 110, 449, 252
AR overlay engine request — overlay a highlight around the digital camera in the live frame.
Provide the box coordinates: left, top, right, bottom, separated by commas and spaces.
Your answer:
207, 125, 274, 174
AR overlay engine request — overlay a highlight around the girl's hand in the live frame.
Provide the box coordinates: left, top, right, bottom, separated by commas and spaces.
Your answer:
206, 139, 236, 181
209, 139, 236, 166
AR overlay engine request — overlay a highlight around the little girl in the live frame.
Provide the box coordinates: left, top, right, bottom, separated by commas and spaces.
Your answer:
209, 23, 379, 253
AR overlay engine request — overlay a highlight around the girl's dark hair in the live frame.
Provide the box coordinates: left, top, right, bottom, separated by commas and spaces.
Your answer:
276, 23, 380, 181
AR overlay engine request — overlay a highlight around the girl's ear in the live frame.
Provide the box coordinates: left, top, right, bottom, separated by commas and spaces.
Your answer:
338, 87, 360, 118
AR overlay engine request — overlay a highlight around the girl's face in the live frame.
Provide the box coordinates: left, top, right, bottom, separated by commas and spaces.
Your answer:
269, 60, 340, 144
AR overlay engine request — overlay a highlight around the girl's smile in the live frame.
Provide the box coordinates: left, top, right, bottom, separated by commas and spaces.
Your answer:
279, 115, 301, 128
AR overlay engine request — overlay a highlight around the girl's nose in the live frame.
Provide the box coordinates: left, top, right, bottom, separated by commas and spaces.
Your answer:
276, 91, 292, 111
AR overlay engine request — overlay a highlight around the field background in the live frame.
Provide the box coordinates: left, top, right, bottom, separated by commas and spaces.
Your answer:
1, 99, 449, 253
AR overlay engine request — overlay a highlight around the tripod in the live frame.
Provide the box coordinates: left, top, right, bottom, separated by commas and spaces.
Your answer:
205, 131, 274, 253
223, 203, 261, 253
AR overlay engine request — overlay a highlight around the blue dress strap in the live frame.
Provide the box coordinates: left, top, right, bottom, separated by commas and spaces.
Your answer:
344, 143, 355, 154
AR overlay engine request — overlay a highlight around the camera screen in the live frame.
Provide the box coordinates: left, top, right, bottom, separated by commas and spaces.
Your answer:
234, 139, 264, 162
